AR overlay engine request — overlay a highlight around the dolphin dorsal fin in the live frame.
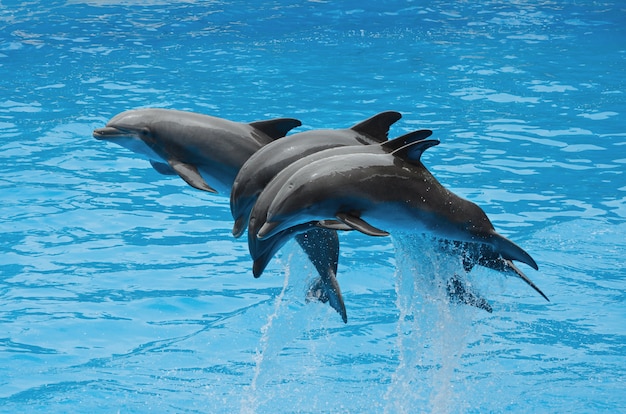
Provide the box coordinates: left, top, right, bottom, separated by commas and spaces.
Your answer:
249, 118, 302, 140
391, 139, 440, 164
381, 129, 433, 152
350, 111, 402, 143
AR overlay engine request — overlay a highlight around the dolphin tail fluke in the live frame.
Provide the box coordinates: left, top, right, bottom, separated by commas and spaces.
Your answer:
306, 273, 348, 323
249, 118, 302, 140
297, 228, 346, 323
503, 260, 550, 302
444, 239, 549, 302
350, 111, 402, 143
446, 275, 493, 313
490, 232, 539, 271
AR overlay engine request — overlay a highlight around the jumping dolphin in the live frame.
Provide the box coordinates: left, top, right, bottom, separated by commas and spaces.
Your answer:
231, 111, 412, 323
256, 140, 549, 304
248, 131, 434, 278
93, 108, 302, 194
230, 110, 402, 237
246, 132, 435, 322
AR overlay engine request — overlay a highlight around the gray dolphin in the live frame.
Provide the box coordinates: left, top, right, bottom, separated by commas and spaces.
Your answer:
256, 140, 549, 304
230, 110, 402, 238
247, 131, 434, 323
231, 111, 411, 323
249, 131, 434, 277
93, 108, 302, 194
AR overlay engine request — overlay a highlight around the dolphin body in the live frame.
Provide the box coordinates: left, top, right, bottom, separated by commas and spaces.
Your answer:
247, 132, 436, 322
230, 111, 402, 237
93, 108, 302, 194
248, 132, 434, 278
231, 111, 419, 323
256, 139, 549, 306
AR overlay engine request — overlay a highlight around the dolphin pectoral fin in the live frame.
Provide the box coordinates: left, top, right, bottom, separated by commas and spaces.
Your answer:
350, 111, 402, 143
317, 219, 354, 232
336, 213, 389, 237
306, 274, 348, 324
446, 275, 493, 313
168, 160, 217, 193
503, 260, 550, 302
150, 160, 177, 175
249, 118, 302, 140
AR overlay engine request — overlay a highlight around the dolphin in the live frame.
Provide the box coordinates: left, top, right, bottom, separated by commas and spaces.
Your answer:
246, 131, 434, 323
248, 131, 434, 278
230, 111, 412, 323
256, 140, 549, 304
93, 108, 302, 195
230, 110, 403, 238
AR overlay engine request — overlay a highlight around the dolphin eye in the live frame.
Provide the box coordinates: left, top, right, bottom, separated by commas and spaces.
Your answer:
140, 128, 150, 137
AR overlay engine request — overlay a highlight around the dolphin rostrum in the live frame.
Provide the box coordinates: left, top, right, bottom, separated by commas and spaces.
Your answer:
256, 139, 549, 304
93, 108, 302, 194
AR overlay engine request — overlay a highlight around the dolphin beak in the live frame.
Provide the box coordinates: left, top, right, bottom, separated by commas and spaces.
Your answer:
93, 127, 127, 140
232, 216, 247, 238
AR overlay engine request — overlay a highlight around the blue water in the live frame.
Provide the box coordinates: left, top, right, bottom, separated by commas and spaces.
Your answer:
1, 1, 625, 412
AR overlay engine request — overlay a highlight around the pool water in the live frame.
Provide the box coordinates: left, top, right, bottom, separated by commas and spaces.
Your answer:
1, 1, 625, 412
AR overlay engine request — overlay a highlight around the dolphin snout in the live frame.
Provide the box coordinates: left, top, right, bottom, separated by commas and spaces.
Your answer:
93, 127, 124, 140
232, 215, 247, 238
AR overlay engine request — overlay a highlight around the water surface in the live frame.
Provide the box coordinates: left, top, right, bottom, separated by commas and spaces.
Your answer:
1, 1, 625, 412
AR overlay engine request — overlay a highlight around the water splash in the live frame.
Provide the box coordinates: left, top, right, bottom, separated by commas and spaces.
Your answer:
240, 242, 321, 413
241, 265, 290, 413
384, 233, 479, 414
